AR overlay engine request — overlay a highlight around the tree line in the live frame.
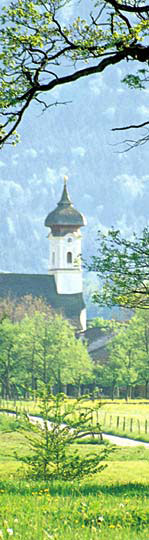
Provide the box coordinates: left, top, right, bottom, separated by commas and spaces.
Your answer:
0, 296, 92, 399
0, 295, 148, 400
92, 310, 149, 399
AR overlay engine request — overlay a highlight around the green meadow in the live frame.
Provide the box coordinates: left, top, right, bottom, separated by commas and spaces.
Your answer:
0, 412, 149, 540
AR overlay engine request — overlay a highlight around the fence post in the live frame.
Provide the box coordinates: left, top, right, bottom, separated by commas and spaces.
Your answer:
123, 417, 126, 431
96, 409, 99, 424
145, 419, 147, 434
137, 419, 141, 434
64, 402, 67, 414
130, 418, 133, 432
110, 415, 112, 428
116, 416, 120, 428
90, 410, 94, 440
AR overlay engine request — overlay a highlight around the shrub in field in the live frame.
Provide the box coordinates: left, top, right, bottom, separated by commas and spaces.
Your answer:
0, 413, 23, 432
19, 392, 111, 481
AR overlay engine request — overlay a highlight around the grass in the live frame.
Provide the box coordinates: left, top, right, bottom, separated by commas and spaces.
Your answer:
0, 398, 41, 415
98, 402, 149, 442
0, 480, 149, 540
0, 416, 149, 540
1, 398, 149, 416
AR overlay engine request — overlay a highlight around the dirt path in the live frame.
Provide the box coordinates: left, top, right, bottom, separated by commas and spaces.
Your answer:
28, 415, 149, 448
103, 432, 149, 448
2, 411, 149, 448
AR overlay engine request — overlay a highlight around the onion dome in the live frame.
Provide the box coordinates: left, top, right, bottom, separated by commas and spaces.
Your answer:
45, 178, 86, 229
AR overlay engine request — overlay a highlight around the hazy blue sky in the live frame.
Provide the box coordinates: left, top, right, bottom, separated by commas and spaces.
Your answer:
0, 1, 148, 280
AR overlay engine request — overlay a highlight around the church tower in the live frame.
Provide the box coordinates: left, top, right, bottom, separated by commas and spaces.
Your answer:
44, 178, 87, 329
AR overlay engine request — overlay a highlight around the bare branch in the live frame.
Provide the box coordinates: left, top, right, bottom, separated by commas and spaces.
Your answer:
0, 88, 35, 147
120, 134, 149, 151
113, 8, 132, 31
112, 120, 149, 131
0, 49, 126, 147
35, 96, 72, 114
38, 50, 126, 92
107, 0, 149, 14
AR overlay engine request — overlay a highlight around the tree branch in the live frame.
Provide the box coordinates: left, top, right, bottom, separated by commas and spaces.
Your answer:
112, 120, 149, 131
0, 88, 36, 147
37, 50, 126, 92
35, 97, 72, 114
107, 0, 149, 14
0, 50, 126, 147
1, 0, 149, 148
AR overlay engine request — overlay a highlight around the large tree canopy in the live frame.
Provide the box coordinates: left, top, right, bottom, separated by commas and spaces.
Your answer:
0, 0, 149, 147
87, 227, 149, 309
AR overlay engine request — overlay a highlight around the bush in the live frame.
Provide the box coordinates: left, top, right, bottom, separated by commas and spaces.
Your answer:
20, 392, 111, 481
0, 413, 22, 432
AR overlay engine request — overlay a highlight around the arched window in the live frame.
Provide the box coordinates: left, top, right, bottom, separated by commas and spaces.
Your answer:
68, 237, 72, 243
67, 251, 72, 264
52, 252, 55, 265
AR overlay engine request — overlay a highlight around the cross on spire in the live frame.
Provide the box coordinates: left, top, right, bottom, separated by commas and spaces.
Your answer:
64, 175, 68, 186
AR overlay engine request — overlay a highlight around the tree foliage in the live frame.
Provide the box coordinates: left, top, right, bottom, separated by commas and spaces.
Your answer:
0, 0, 149, 147
88, 227, 149, 309
131, 310, 149, 397
0, 296, 93, 398
106, 318, 140, 398
95, 310, 149, 398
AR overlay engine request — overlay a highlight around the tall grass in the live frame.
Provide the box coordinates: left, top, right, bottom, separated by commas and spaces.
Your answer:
0, 476, 149, 539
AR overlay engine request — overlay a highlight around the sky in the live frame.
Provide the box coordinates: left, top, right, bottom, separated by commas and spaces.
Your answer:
0, 0, 148, 317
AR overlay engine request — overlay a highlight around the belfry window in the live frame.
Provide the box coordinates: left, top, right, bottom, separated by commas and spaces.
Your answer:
67, 251, 72, 264
52, 252, 55, 265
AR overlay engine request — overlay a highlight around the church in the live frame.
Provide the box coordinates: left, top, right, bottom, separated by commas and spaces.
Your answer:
0, 178, 87, 331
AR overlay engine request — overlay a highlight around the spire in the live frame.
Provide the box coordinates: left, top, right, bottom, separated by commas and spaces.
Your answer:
58, 176, 72, 207
64, 175, 68, 186
45, 175, 86, 228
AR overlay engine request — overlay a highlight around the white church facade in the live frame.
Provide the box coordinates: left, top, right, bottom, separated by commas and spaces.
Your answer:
0, 179, 87, 330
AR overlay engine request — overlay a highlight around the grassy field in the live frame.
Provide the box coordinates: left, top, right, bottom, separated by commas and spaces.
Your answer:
0, 414, 149, 540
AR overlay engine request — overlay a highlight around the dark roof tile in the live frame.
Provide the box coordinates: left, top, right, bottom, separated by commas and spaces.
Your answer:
0, 273, 85, 323
45, 182, 86, 228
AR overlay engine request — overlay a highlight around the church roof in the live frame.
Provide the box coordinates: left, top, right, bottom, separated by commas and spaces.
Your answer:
0, 273, 85, 324
45, 180, 86, 228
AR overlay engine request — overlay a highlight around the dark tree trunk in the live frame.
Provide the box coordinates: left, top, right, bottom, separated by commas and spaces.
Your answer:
57, 366, 62, 393
145, 380, 149, 399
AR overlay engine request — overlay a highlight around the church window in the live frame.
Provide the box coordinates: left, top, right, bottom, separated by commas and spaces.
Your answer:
68, 237, 72, 243
52, 252, 55, 265
67, 251, 72, 264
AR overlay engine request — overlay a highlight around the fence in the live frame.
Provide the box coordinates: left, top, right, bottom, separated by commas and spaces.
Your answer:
0, 399, 149, 437
100, 411, 148, 435
78, 408, 149, 436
